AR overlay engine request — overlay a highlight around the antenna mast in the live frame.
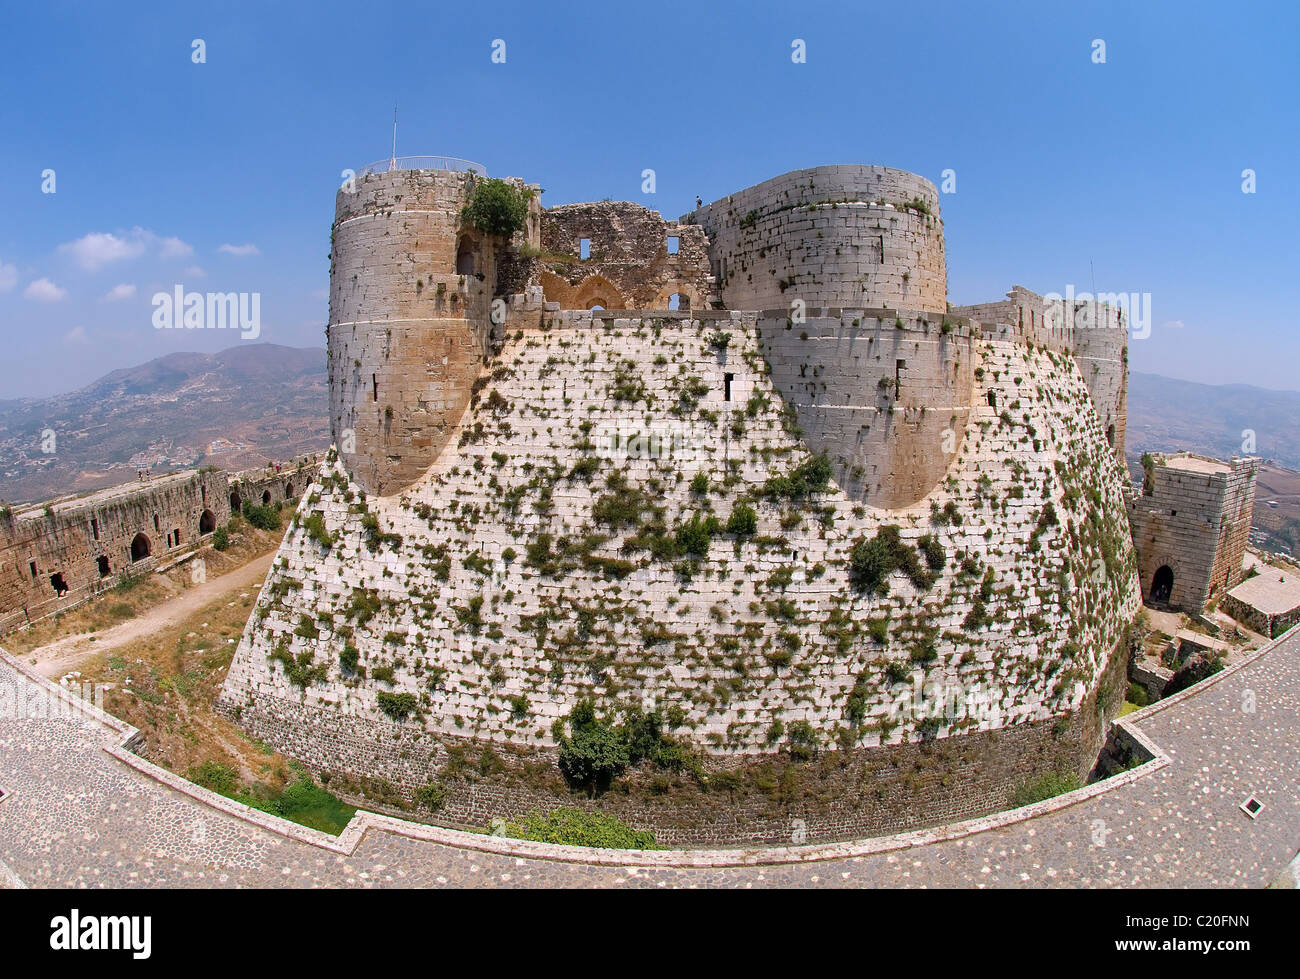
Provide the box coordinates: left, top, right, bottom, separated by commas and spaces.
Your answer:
391, 104, 398, 167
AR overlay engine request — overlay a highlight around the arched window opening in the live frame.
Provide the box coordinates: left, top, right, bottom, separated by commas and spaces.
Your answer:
130, 533, 152, 563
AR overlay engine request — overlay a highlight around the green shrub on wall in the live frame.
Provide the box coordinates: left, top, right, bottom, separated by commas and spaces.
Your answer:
461, 178, 530, 238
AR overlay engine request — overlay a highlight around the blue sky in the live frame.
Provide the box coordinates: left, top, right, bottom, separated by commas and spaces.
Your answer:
1, 0, 1296, 398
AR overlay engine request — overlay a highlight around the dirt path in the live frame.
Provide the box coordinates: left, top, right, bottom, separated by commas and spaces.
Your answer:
27, 552, 275, 678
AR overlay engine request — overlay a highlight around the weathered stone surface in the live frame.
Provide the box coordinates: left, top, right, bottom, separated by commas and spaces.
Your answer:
1128, 452, 1257, 613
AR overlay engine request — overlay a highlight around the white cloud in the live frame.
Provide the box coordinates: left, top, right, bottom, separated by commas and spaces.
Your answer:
62, 326, 91, 346
0, 261, 17, 292
57, 228, 194, 270
102, 283, 137, 302
24, 277, 68, 302
159, 236, 194, 259
183, 265, 207, 279
1163, 320, 1185, 329
217, 243, 260, 257
59, 231, 146, 270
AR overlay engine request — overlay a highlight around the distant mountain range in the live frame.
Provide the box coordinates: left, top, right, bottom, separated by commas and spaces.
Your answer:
0, 344, 329, 504
1126, 371, 1300, 472
3, 349, 1297, 510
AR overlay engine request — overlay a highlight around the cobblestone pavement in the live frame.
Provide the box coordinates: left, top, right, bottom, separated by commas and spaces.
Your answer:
1, 631, 1297, 888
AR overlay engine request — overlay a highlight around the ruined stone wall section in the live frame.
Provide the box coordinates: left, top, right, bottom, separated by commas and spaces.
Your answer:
0, 470, 230, 633
755, 309, 974, 508
538, 202, 717, 311
223, 317, 1139, 796
689, 166, 946, 313
1127, 455, 1257, 612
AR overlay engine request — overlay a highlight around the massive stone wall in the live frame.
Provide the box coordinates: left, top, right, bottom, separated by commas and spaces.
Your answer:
688, 165, 946, 313
952, 286, 1129, 465
755, 309, 974, 508
0, 470, 230, 634
536, 201, 717, 311
1127, 453, 1258, 612
221, 314, 1140, 842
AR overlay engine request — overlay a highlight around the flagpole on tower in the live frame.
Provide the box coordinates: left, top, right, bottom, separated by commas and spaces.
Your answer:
390, 104, 398, 168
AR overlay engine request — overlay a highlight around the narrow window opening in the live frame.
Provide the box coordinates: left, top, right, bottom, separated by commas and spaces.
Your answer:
174, 527, 183, 544
987, 390, 997, 409
579, 238, 591, 261
372, 373, 378, 402
895, 359, 906, 395
153, 514, 160, 532
49, 572, 68, 596
29, 561, 37, 579
724, 372, 734, 402
668, 293, 681, 311
201, 486, 207, 504
97, 556, 111, 578
666, 236, 679, 255
91, 517, 100, 540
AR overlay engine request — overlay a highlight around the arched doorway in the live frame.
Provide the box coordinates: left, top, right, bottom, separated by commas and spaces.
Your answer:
199, 509, 216, 534
1151, 565, 1174, 603
229, 491, 241, 513
284, 481, 294, 500
130, 533, 152, 563
262, 490, 272, 505
1106, 424, 1115, 447
456, 239, 476, 276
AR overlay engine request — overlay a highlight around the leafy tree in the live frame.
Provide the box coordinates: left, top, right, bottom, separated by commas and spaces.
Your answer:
461, 178, 530, 238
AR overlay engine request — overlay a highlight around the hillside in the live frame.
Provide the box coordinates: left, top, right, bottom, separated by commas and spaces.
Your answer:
0, 344, 329, 504
1126, 371, 1300, 471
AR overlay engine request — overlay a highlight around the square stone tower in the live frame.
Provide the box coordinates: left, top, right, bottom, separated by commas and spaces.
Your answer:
1127, 452, 1258, 613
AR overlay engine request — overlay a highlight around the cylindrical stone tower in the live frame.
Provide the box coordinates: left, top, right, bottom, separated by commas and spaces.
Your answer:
690, 165, 946, 313
327, 165, 500, 497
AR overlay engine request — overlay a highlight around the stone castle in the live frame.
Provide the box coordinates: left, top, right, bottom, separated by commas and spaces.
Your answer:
208, 159, 1146, 845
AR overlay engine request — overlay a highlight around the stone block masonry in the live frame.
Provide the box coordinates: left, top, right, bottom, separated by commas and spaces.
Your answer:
1127, 453, 1258, 613
0, 457, 321, 636
688, 165, 946, 314
221, 312, 1139, 843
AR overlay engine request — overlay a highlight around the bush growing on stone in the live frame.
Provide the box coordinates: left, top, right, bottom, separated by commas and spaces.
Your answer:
559, 723, 629, 792
303, 511, 335, 550
416, 782, 447, 811
339, 643, 360, 677
725, 503, 758, 536
1011, 771, 1081, 807
243, 502, 281, 531
1126, 682, 1149, 707
690, 472, 710, 495
503, 807, 658, 849
674, 514, 718, 557
917, 534, 945, 572
460, 178, 530, 238
212, 525, 230, 551
763, 454, 832, 502
377, 691, 418, 720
